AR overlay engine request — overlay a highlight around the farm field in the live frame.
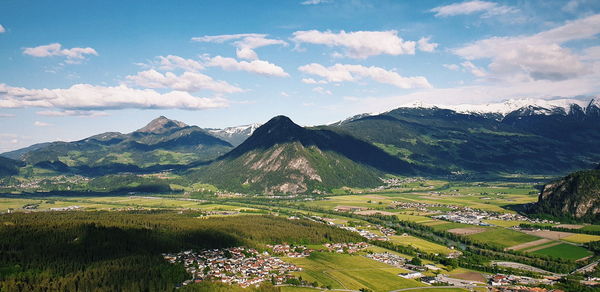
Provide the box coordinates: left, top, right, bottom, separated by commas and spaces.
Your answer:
562, 233, 600, 243
285, 252, 423, 292
389, 234, 454, 255
468, 228, 541, 248
531, 243, 592, 260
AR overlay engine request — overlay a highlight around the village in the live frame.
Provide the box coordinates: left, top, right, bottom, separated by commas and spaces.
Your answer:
163, 247, 301, 288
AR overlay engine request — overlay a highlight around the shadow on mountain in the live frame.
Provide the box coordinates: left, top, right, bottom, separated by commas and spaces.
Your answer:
222, 115, 428, 175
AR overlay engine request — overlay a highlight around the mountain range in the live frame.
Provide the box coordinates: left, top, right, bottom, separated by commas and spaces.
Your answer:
2, 97, 600, 193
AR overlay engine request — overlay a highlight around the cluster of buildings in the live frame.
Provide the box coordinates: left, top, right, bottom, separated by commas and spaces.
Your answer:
365, 252, 406, 268
49, 205, 82, 211
324, 242, 369, 253
266, 244, 311, 258
1, 175, 89, 191
339, 225, 388, 241
378, 177, 426, 189
433, 209, 556, 226
163, 247, 300, 288
490, 274, 556, 287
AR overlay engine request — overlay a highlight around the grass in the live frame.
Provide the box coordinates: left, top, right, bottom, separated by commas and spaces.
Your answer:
389, 235, 453, 255
285, 252, 423, 292
531, 243, 592, 260
429, 222, 473, 231
580, 225, 600, 232
468, 228, 540, 248
562, 234, 600, 244
483, 220, 528, 227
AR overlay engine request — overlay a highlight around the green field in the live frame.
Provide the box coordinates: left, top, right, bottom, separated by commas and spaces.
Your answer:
389, 235, 453, 254
531, 243, 592, 260
285, 252, 423, 292
468, 228, 541, 248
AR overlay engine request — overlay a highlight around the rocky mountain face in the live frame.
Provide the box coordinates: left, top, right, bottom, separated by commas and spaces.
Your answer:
189, 116, 413, 194
533, 170, 600, 223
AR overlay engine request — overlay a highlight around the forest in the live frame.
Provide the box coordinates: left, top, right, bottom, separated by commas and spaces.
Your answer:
0, 211, 360, 291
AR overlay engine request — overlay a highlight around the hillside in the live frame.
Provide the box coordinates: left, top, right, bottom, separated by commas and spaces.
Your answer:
0, 156, 25, 177
2, 116, 233, 172
330, 99, 600, 175
532, 169, 600, 223
189, 116, 415, 194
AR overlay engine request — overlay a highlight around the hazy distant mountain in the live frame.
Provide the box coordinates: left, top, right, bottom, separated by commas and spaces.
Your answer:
189, 116, 415, 194
3, 116, 233, 171
532, 169, 600, 223
206, 124, 261, 146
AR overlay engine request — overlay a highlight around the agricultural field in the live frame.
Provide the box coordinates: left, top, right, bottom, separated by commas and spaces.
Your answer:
468, 228, 541, 248
531, 243, 592, 260
562, 233, 600, 244
389, 234, 454, 255
285, 252, 423, 292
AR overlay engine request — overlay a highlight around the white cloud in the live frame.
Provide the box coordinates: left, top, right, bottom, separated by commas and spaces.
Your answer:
126, 69, 243, 93
292, 30, 416, 59
23, 43, 98, 64
36, 110, 109, 117
203, 56, 289, 77
34, 121, 52, 127
280, 91, 290, 97
331, 74, 600, 116
155, 55, 205, 72
453, 14, 600, 81
298, 63, 432, 89
0, 25, 5, 33
443, 64, 460, 71
460, 61, 487, 77
192, 33, 287, 60
313, 86, 332, 95
0, 83, 228, 110
430, 1, 518, 18
301, 0, 329, 4
301, 78, 327, 84
417, 37, 438, 52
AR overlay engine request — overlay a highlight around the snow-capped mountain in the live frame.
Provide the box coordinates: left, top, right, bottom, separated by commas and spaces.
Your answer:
206, 123, 261, 146
400, 97, 599, 117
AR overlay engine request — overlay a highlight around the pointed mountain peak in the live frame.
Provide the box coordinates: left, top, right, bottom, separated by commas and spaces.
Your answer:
136, 116, 188, 134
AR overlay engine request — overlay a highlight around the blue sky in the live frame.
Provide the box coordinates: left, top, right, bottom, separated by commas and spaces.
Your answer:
0, 0, 599, 151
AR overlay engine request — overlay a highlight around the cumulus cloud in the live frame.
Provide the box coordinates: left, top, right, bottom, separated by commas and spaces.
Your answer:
154, 55, 205, 72
126, 69, 243, 93
298, 63, 432, 89
203, 56, 289, 77
417, 37, 438, 52
34, 121, 52, 127
23, 43, 98, 64
430, 1, 518, 18
0, 83, 228, 110
36, 110, 109, 117
453, 14, 600, 81
192, 33, 287, 60
292, 30, 416, 59
301, 78, 327, 84
0, 25, 5, 33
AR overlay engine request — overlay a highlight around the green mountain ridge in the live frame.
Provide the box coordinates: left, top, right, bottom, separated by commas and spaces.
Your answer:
189, 116, 412, 194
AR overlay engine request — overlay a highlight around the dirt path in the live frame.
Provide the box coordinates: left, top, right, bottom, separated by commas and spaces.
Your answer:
447, 227, 486, 235
506, 238, 550, 251
524, 241, 561, 252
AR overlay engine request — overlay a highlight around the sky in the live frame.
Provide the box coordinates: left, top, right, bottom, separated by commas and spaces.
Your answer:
1, 0, 600, 152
